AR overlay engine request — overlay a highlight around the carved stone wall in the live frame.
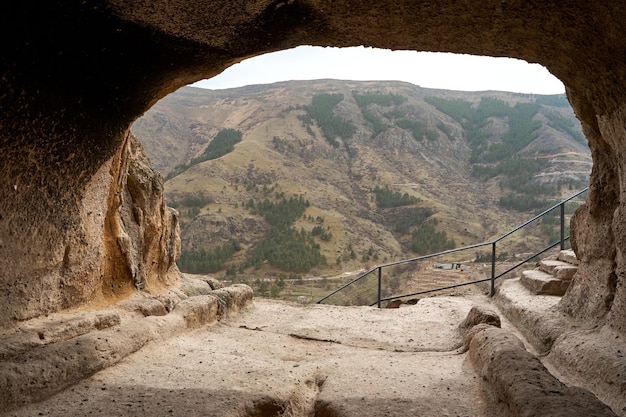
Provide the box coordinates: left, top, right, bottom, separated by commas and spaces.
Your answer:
1, 1, 625, 330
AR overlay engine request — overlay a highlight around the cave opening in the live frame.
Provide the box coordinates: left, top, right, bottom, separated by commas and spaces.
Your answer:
3, 3, 626, 414
130, 46, 589, 305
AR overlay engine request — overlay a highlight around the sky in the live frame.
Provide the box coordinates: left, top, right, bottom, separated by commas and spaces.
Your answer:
192, 46, 565, 95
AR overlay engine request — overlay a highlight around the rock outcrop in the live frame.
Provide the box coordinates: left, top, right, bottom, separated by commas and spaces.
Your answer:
103, 132, 181, 294
0, 125, 181, 326
1, 1, 626, 334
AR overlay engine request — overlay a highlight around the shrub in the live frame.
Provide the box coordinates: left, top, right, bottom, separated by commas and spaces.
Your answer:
410, 221, 455, 255
178, 240, 241, 274
301, 93, 356, 147
374, 185, 419, 208
166, 128, 242, 179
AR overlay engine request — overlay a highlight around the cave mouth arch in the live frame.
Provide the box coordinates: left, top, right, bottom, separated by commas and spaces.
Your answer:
2, 4, 626, 415
0, 1, 624, 334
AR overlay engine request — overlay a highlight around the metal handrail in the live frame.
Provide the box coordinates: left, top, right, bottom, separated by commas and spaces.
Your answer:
492, 187, 588, 243
317, 187, 588, 307
372, 237, 568, 306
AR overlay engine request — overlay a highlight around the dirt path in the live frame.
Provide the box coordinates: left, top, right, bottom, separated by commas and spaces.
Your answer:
5, 296, 498, 417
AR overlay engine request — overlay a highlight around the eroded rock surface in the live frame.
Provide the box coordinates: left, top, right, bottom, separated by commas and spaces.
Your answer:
0, 278, 253, 412
2, 297, 488, 417
467, 325, 618, 417
495, 277, 626, 415
0, 126, 181, 326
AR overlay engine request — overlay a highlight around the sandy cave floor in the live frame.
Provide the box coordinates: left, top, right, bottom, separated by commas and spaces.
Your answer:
3, 295, 521, 417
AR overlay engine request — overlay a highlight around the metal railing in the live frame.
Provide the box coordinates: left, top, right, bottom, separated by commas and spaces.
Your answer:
317, 187, 588, 307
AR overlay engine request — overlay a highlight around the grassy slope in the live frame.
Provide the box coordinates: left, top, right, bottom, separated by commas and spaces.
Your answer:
133, 80, 590, 283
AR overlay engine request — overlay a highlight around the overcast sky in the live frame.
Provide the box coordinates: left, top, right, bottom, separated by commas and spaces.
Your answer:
192, 46, 565, 95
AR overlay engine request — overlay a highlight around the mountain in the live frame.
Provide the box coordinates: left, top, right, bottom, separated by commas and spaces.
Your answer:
131, 80, 590, 287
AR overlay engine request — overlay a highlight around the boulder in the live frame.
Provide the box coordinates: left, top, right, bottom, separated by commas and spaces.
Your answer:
459, 305, 501, 332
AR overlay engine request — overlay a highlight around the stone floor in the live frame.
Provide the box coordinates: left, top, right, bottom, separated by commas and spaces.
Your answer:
2, 296, 492, 417
1, 275, 624, 417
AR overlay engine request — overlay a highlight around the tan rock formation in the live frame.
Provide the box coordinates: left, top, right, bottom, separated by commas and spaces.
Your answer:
102, 132, 181, 295
1, 1, 626, 332
0, 123, 180, 325
467, 325, 618, 417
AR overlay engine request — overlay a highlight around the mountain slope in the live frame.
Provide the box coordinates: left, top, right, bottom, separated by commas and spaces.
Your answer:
132, 80, 590, 282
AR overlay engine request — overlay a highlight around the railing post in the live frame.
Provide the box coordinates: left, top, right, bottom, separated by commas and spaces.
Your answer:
377, 267, 382, 308
560, 202, 566, 250
490, 241, 496, 297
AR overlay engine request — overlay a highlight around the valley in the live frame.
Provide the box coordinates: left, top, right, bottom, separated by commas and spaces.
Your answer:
132, 80, 590, 302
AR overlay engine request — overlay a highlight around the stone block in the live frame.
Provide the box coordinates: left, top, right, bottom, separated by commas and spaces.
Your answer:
558, 249, 579, 265
467, 326, 618, 417
173, 295, 219, 328
538, 259, 573, 275
521, 270, 570, 296
459, 305, 501, 331
179, 274, 213, 296
554, 264, 578, 280
118, 295, 168, 317
213, 284, 254, 318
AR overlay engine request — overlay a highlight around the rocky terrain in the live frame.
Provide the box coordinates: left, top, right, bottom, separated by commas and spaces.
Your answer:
3, 2, 626, 415
3, 262, 622, 416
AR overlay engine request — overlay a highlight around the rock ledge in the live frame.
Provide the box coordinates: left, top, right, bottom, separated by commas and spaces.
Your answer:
0, 277, 252, 412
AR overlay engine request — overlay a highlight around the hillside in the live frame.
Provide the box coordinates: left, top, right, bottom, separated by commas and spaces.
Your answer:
132, 80, 590, 292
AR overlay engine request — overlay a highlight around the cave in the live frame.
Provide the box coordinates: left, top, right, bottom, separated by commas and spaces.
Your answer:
0, 0, 624, 351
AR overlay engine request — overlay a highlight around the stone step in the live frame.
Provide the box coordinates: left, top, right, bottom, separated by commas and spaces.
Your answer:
0, 283, 254, 413
557, 249, 579, 265
0, 310, 121, 361
521, 269, 571, 296
538, 259, 578, 280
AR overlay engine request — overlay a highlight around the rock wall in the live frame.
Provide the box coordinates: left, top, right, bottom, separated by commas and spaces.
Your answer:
101, 132, 181, 296
1, 1, 626, 331
0, 121, 180, 326
563, 92, 626, 334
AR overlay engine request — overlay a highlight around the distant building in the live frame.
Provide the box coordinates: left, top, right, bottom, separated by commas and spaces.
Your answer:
435, 263, 470, 270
